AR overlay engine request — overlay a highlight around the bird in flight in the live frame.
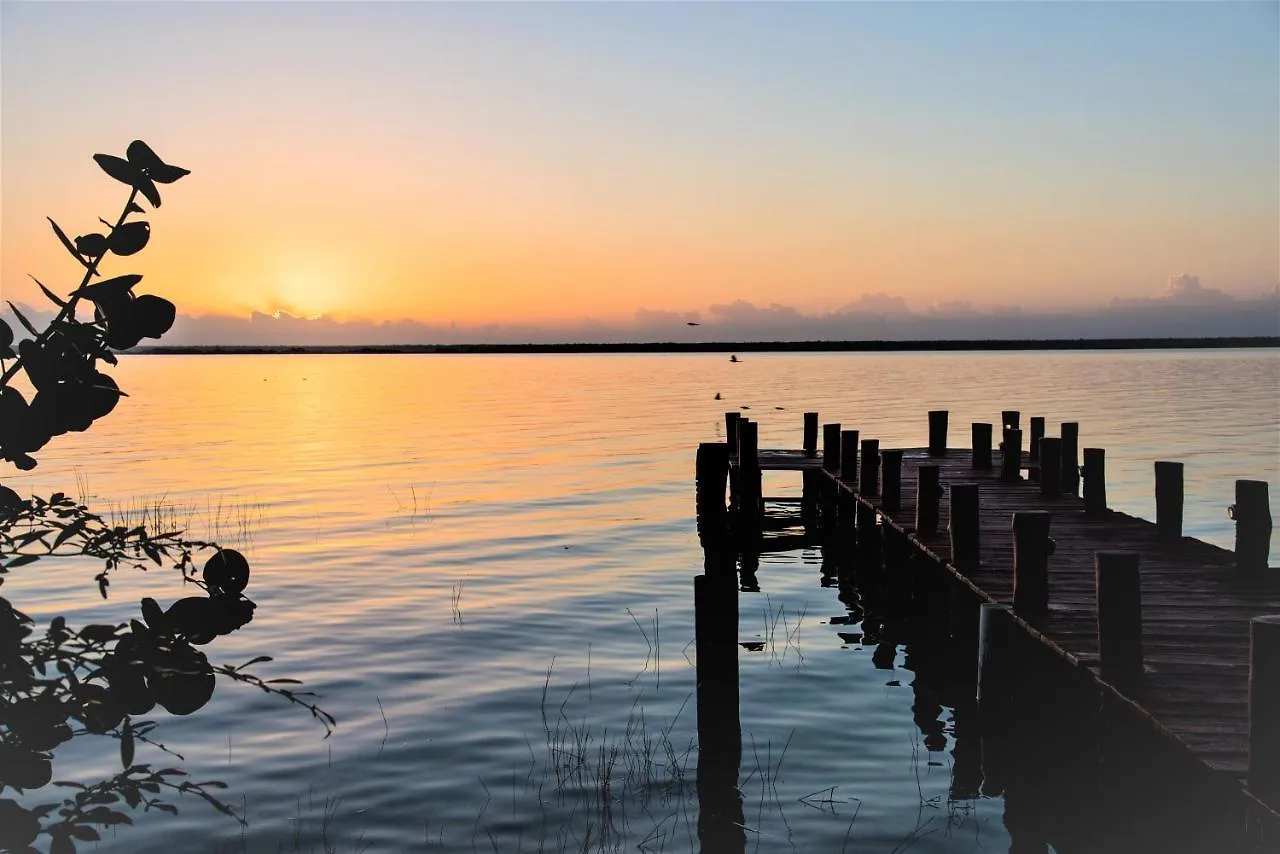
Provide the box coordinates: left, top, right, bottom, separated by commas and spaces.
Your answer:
686, 321, 700, 326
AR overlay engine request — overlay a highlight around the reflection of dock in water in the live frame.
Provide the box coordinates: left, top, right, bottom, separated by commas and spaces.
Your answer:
692, 408, 1280, 851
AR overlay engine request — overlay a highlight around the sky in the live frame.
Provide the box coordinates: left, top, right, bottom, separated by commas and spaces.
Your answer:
2, 1, 1278, 342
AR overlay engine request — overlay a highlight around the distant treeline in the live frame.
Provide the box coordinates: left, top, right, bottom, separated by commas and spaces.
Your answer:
131, 337, 1279, 355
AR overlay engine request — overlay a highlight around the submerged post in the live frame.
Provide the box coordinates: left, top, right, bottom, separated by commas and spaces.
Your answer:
1154, 461, 1184, 541
916, 465, 941, 537
1039, 437, 1062, 497
949, 483, 980, 570
1095, 551, 1142, 688
977, 603, 1015, 719
1012, 512, 1052, 617
971, 423, 993, 469
1249, 615, 1280, 797
803, 412, 819, 458
839, 429, 860, 484
1231, 480, 1273, 572
1000, 428, 1023, 482
859, 438, 880, 497
881, 449, 904, 511
1060, 422, 1080, 498
822, 423, 842, 473
1082, 448, 1107, 518
928, 410, 949, 457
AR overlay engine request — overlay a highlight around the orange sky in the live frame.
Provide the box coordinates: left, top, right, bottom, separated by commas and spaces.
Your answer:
3, 3, 1276, 327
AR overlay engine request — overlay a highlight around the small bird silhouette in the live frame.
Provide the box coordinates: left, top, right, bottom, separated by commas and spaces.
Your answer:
730, 354, 740, 363
775, 406, 785, 410
740, 405, 751, 410
686, 321, 701, 326
714, 392, 722, 400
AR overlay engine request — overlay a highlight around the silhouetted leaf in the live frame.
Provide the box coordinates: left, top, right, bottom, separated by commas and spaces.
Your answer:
125, 202, 145, 215
126, 140, 190, 183
135, 175, 162, 208
70, 825, 100, 842
109, 221, 150, 256
93, 153, 140, 186
6, 301, 38, 336
0, 318, 13, 357
30, 276, 68, 308
75, 233, 109, 257
134, 294, 176, 339
74, 274, 142, 299
48, 218, 87, 265
121, 717, 135, 768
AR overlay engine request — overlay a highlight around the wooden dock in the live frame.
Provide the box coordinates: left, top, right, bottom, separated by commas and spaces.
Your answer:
695, 409, 1280, 837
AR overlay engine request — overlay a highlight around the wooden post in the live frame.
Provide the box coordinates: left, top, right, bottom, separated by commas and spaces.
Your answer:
916, 465, 940, 537
949, 483, 980, 569
1082, 448, 1107, 517
724, 412, 740, 459
1095, 551, 1142, 688
1029, 416, 1045, 465
1039, 437, 1062, 497
971, 423, 993, 469
822, 423, 842, 473
1060, 422, 1080, 498
1012, 512, 1052, 616
1000, 428, 1023, 482
1231, 480, 1272, 572
880, 449, 904, 511
859, 439, 880, 496
1154, 461, 1184, 541
738, 420, 761, 523
928, 410, 948, 457
1249, 615, 1280, 795
839, 429, 860, 483
977, 603, 1015, 716
695, 443, 730, 533
1001, 410, 1020, 431
803, 412, 819, 458
857, 502, 880, 558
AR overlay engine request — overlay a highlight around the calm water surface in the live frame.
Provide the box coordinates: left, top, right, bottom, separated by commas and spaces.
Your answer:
6, 350, 1278, 853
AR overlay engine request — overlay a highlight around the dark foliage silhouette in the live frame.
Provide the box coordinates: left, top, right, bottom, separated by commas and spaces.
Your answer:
0, 142, 333, 853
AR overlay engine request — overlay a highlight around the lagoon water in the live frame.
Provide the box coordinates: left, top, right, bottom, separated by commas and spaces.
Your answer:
5, 349, 1278, 853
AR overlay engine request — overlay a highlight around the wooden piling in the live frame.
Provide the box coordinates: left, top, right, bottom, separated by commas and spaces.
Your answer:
822, 423, 841, 473
1231, 480, 1272, 572
1061, 422, 1080, 498
859, 439, 880, 497
881, 449, 904, 511
1155, 461, 1184, 541
737, 420, 761, 523
1249, 615, 1280, 796
695, 443, 730, 532
1001, 428, 1023, 483
1082, 448, 1107, 518
839, 429, 860, 483
803, 412, 819, 458
977, 603, 1015, 717
949, 483, 981, 569
928, 410, 949, 457
916, 465, 941, 537
1029, 416, 1045, 464
1013, 511, 1052, 617
724, 412, 740, 459
1002, 410, 1021, 431
1096, 551, 1143, 688
971, 423, 993, 470
1039, 437, 1062, 497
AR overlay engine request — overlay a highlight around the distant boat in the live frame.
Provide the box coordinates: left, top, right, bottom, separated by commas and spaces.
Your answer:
730, 354, 739, 363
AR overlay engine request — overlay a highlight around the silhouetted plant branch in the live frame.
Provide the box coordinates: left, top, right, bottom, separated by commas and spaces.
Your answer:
0, 141, 333, 854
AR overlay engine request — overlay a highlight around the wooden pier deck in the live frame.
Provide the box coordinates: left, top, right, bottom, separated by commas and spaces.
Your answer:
708, 424, 1280, 814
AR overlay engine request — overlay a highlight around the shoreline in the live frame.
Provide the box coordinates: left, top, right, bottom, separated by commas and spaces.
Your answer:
129, 336, 1280, 355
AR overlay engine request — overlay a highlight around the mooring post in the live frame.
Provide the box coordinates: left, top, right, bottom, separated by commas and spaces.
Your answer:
1154, 461, 1184, 541
857, 502, 880, 560
1060, 422, 1080, 498
1012, 512, 1052, 617
1249, 615, 1280, 797
881, 449, 904, 511
1231, 480, 1272, 572
1029, 417, 1045, 475
839, 429, 860, 484
1039, 437, 1062, 497
928, 410, 949, 457
803, 412, 819, 458
738, 419, 761, 524
695, 443, 730, 532
916, 465, 941, 537
725, 412, 740, 459
977, 603, 1015, 720
949, 483, 981, 570
971, 423, 993, 469
1095, 551, 1143, 688
1002, 410, 1021, 431
1082, 448, 1107, 518
859, 438, 880, 497
822, 423, 842, 473
1000, 428, 1023, 482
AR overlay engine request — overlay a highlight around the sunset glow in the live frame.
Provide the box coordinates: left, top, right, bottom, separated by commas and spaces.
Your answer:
3, 2, 1277, 336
